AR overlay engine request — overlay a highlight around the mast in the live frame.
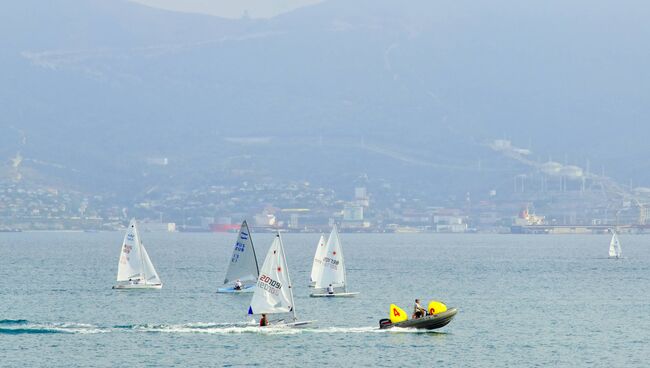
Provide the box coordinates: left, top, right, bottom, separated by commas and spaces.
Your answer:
278, 232, 297, 321
336, 225, 348, 293
135, 220, 147, 284
245, 221, 260, 276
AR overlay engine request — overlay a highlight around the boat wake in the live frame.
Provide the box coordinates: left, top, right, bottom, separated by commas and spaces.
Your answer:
0, 319, 447, 335
0, 319, 107, 335
113, 320, 305, 335
302, 326, 448, 334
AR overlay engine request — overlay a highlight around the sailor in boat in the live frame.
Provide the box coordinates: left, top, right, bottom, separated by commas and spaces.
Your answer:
234, 279, 243, 291
259, 314, 269, 327
327, 284, 334, 295
413, 299, 426, 319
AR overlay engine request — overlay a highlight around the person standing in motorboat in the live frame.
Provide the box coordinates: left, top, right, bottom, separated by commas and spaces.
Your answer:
234, 279, 243, 291
259, 314, 269, 327
413, 299, 426, 319
327, 284, 334, 295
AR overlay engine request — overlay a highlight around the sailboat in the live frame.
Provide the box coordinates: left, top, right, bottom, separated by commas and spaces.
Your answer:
608, 230, 622, 259
112, 218, 162, 289
308, 234, 326, 287
248, 232, 312, 327
309, 225, 359, 297
217, 221, 260, 293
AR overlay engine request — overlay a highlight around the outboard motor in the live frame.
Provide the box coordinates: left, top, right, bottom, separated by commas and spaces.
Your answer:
379, 318, 392, 329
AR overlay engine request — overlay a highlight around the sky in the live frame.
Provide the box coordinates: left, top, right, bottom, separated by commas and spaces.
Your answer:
128, 0, 322, 19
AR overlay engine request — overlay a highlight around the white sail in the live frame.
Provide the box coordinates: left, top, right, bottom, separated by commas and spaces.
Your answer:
314, 225, 347, 290
224, 221, 259, 285
248, 233, 295, 317
609, 232, 621, 258
115, 218, 161, 287
141, 243, 161, 284
309, 235, 326, 283
116, 219, 145, 282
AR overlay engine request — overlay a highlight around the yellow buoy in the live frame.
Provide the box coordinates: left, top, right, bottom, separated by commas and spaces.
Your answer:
389, 304, 408, 323
427, 301, 447, 315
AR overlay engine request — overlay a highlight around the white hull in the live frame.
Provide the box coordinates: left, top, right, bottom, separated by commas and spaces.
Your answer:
267, 320, 314, 328
309, 292, 359, 298
113, 283, 162, 290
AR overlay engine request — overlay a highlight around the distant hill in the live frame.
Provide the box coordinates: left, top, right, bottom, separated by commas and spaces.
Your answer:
1, 0, 649, 199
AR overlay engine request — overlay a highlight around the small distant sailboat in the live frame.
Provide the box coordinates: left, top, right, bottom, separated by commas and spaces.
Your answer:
310, 225, 359, 297
113, 218, 162, 289
608, 230, 622, 259
217, 221, 260, 293
248, 232, 312, 327
308, 234, 326, 287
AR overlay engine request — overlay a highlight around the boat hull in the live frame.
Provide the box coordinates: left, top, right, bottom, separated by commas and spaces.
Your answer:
112, 283, 162, 290
264, 320, 314, 328
309, 292, 359, 297
379, 308, 458, 330
217, 285, 255, 293
284, 320, 314, 328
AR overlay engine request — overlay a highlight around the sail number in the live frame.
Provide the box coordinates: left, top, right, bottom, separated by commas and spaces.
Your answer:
234, 241, 246, 252
230, 242, 246, 263
322, 257, 339, 270
258, 274, 282, 295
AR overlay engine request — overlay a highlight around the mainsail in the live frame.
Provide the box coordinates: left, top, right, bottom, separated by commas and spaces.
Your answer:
309, 235, 326, 283
116, 219, 145, 282
314, 225, 347, 290
248, 233, 296, 319
609, 232, 622, 258
223, 221, 259, 285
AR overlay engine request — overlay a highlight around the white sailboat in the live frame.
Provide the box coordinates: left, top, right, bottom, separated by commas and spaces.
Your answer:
217, 221, 260, 293
308, 234, 326, 287
248, 232, 312, 327
310, 225, 359, 297
608, 230, 622, 259
113, 218, 162, 289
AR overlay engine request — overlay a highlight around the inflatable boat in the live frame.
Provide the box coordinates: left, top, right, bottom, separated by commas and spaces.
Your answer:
379, 301, 457, 330
379, 308, 457, 330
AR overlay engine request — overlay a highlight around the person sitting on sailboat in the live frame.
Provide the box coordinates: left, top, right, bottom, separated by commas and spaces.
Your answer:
413, 299, 426, 319
327, 284, 334, 295
259, 314, 269, 327
234, 279, 243, 291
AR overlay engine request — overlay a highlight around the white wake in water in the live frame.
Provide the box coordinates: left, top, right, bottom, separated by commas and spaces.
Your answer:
1, 319, 446, 335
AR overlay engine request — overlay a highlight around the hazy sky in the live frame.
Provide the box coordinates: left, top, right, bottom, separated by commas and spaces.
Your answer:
128, 0, 322, 18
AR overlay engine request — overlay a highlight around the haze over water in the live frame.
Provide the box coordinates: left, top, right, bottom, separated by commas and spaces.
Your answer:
1, 232, 649, 367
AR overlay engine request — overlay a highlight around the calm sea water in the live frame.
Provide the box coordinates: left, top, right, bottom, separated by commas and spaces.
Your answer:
1, 232, 649, 367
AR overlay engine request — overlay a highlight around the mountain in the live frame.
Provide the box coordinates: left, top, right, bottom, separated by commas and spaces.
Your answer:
1, 0, 649, 201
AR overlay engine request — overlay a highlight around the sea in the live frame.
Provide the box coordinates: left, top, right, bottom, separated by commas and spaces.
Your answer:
1, 232, 649, 367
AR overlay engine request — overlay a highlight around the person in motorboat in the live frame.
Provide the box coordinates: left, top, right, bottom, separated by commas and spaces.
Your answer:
234, 279, 243, 291
259, 314, 269, 327
327, 284, 334, 295
413, 299, 426, 319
